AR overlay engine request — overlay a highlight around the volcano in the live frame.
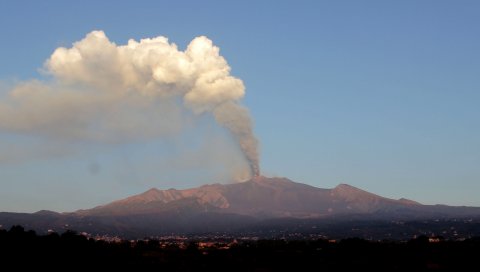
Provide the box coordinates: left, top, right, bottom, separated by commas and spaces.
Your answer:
78, 176, 423, 217
1, 176, 480, 238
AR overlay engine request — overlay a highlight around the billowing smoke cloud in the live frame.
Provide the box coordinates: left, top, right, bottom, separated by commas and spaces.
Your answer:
0, 30, 259, 178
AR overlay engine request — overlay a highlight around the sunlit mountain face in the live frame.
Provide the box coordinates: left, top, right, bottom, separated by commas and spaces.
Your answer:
1, 176, 480, 239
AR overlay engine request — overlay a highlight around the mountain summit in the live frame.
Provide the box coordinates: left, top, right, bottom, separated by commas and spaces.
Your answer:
2, 176, 480, 238
78, 176, 425, 218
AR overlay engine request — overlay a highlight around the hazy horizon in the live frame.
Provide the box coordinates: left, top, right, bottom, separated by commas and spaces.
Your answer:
1, 0, 479, 212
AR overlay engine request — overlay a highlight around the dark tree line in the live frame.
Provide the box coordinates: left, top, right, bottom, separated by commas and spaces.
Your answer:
1, 225, 479, 270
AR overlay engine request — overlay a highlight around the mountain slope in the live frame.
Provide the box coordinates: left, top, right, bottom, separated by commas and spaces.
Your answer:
77, 176, 439, 218
2, 176, 480, 238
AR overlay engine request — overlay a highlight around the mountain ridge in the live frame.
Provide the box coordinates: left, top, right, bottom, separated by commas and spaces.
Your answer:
2, 176, 480, 239
74, 176, 467, 219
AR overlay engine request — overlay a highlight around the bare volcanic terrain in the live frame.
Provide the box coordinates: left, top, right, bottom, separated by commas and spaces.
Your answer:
1, 176, 480, 238
76, 176, 478, 218
79, 176, 419, 217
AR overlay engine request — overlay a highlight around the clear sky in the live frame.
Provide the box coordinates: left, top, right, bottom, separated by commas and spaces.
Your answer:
0, 0, 479, 212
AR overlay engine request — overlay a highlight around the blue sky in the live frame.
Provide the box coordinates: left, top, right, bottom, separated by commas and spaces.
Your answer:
0, 0, 479, 212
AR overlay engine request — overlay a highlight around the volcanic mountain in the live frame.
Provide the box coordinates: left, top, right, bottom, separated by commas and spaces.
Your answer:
1, 176, 480, 238
78, 176, 422, 218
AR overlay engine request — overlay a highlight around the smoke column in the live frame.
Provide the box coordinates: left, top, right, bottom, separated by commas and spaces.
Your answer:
0, 31, 260, 178
213, 102, 259, 176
